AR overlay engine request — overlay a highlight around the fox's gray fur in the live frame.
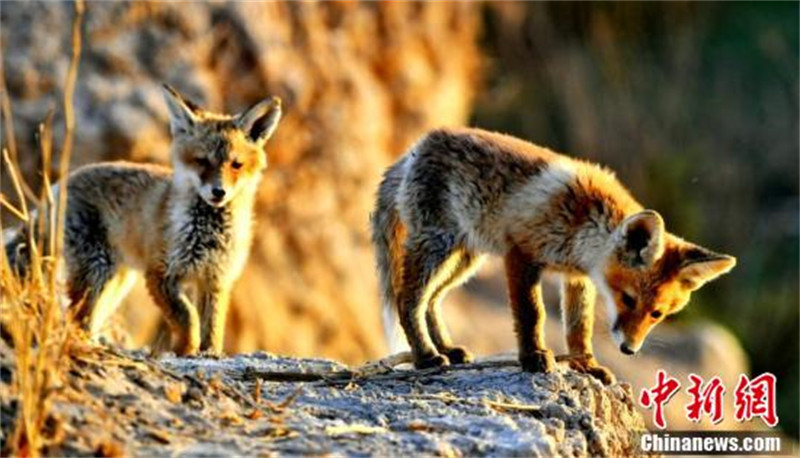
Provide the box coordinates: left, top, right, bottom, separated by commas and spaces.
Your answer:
373, 129, 546, 365
372, 127, 736, 383
5, 86, 282, 355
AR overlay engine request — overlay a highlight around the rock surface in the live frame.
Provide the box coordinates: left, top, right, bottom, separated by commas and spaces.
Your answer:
0, 342, 647, 457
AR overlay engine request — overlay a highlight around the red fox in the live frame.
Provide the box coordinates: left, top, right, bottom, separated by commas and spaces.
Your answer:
4, 85, 282, 356
372, 127, 736, 383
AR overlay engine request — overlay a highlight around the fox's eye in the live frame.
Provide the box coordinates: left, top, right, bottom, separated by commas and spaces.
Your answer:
231, 160, 243, 170
650, 310, 663, 319
621, 292, 636, 310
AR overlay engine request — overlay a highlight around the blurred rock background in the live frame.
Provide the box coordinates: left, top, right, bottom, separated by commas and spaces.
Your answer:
1, 1, 480, 361
1, 1, 796, 436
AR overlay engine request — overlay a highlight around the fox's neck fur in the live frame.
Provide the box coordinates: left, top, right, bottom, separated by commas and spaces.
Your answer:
504, 156, 643, 275
166, 177, 258, 277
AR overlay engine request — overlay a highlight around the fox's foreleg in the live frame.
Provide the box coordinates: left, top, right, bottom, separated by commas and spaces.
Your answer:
560, 276, 616, 384
198, 274, 231, 354
504, 246, 555, 373
145, 269, 200, 356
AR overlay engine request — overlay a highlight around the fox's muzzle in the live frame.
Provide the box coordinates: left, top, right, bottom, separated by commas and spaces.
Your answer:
211, 187, 226, 200
611, 319, 645, 355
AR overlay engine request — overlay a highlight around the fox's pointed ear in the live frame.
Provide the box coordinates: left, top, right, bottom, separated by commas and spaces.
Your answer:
678, 245, 736, 290
615, 210, 665, 268
236, 96, 282, 146
162, 84, 200, 136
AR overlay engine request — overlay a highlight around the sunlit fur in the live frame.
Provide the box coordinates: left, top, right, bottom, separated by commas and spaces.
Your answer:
596, 233, 733, 353
4, 86, 281, 356
171, 121, 267, 208
373, 127, 736, 382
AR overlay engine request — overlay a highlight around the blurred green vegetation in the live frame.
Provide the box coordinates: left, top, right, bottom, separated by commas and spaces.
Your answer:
473, 1, 798, 437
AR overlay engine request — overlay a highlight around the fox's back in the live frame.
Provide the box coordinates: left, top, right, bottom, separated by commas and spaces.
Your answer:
394, 128, 640, 254
64, 162, 173, 268
404, 128, 559, 187
67, 162, 171, 207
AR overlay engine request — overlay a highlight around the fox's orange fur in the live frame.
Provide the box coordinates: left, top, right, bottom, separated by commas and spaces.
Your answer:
372, 127, 736, 383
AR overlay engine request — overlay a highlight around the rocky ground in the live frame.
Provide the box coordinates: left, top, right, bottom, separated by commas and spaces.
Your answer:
0, 341, 647, 457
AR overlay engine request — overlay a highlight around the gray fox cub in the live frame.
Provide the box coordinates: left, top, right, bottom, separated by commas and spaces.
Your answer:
5, 85, 282, 355
372, 128, 735, 383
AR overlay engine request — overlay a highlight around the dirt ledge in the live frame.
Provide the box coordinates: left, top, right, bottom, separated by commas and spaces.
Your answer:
0, 343, 647, 457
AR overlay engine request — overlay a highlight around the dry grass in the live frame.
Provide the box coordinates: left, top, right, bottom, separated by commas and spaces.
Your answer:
0, 2, 84, 456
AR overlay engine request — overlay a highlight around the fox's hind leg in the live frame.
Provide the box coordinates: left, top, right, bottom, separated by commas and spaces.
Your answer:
69, 265, 117, 338
89, 268, 138, 340
560, 276, 616, 384
398, 229, 462, 369
425, 251, 484, 364
65, 215, 120, 340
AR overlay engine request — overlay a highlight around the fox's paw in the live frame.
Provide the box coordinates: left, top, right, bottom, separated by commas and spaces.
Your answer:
176, 348, 200, 358
520, 349, 556, 374
176, 348, 199, 358
569, 357, 617, 385
174, 339, 200, 357
586, 366, 616, 385
197, 349, 224, 360
442, 346, 474, 365
415, 353, 450, 370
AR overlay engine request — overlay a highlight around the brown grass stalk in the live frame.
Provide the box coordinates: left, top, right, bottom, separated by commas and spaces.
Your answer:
0, 35, 37, 203
0, 1, 85, 456
54, 0, 84, 262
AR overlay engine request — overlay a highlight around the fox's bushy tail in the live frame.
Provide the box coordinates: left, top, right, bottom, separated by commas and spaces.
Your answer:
3, 226, 32, 278
2, 195, 56, 278
371, 157, 410, 354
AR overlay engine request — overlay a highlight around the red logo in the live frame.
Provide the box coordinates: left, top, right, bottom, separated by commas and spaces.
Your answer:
638, 371, 779, 429
685, 374, 726, 424
734, 373, 779, 427
639, 370, 681, 429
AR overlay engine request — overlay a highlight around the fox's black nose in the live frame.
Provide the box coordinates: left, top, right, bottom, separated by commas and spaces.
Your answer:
212, 188, 226, 199
620, 343, 636, 355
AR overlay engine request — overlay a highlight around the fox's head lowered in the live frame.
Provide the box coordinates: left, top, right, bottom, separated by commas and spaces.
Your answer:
592, 210, 736, 355
162, 84, 282, 207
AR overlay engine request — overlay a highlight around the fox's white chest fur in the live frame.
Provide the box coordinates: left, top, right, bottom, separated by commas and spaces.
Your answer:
166, 191, 254, 282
